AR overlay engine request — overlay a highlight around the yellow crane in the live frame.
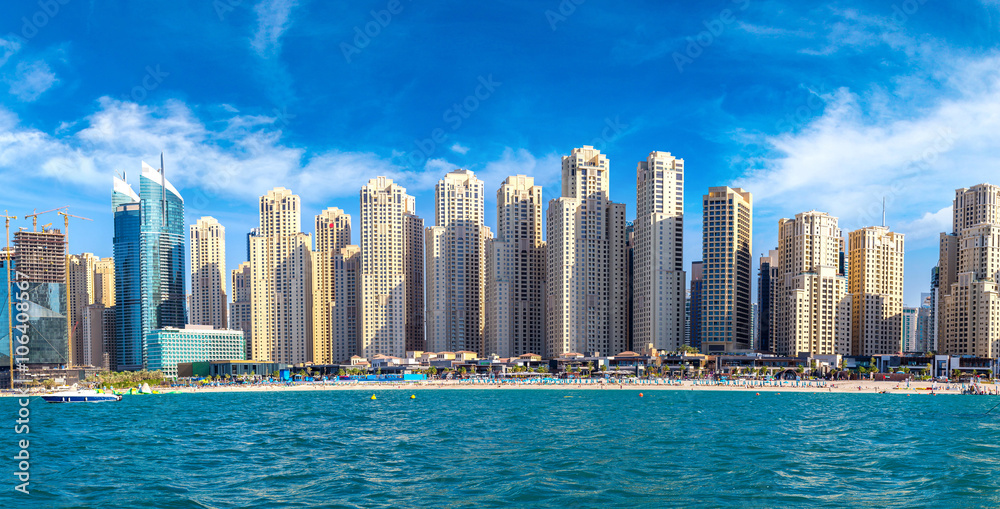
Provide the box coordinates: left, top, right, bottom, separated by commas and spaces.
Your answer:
24, 206, 68, 231
58, 211, 93, 370
2, 210, 15, 388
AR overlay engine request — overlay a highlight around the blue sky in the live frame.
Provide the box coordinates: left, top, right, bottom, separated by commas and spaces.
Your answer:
3, 0, 1000, 307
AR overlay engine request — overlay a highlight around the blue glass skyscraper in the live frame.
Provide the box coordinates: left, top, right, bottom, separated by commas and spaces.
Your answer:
113, 160, 186, 371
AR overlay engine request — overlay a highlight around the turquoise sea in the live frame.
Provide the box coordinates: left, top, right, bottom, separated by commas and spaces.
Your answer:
4, 389, 1000, 508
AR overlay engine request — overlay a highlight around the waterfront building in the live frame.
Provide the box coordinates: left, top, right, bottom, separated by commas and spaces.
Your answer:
359, 177, 424, 357
249, 188, 314, 364
229, 262, 252, 360
93, 256, 115, 307
190, 217, 227, 329
632, 151, 686, 352
144, 325, 245, 377
772, 211, 852, 357
902, 307, 919, 352
68, 252, 99, 366
426, 170, 492, 355
546, 146, 628, 358
688, 261, 703, 349
138, 161, 187, 369
700, 187, 753, 353
938, 184, 1000, 358
485, 175, 546, 358
313, 207, 357, 363
757, 250, 778, 353
848, 226, 905, 356
13, 228, 70, 366
330, 245, 361, 363
113, 198, 142, 370
82, 303, 115, 369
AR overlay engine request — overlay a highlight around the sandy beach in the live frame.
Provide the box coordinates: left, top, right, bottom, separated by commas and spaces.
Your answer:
152, 379, 991, 396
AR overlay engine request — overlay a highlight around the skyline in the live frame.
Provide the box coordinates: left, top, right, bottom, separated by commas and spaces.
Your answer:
5, 1, 1000, 307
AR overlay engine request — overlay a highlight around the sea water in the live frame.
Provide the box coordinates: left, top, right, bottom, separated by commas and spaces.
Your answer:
4, 389, 999, 508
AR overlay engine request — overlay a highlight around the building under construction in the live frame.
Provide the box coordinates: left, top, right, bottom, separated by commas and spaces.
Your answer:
13, 228, 67, 282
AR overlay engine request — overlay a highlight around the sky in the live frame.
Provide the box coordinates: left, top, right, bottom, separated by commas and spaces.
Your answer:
2, 0, 1000, 307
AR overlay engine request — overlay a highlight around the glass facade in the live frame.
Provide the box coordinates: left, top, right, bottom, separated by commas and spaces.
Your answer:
139, 167, 187, 372
0, 258, 13, 371
144, 327, 245, 378
114, 203, 142, 370
113, 163, 186, 371
22, 282, 69, 365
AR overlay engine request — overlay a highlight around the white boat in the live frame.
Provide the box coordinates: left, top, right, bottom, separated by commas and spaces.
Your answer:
41, 389, 122, 403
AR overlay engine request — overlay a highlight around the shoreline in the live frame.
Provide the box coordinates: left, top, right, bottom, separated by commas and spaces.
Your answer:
4, 379, 982, 396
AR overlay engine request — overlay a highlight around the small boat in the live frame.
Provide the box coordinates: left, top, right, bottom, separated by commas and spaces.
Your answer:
41, 388, 122, 403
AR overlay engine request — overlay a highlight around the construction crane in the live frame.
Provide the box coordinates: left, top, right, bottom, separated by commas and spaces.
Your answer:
24, 206, 68, 232
2, 210, 15, 387
58, 210, 92, 370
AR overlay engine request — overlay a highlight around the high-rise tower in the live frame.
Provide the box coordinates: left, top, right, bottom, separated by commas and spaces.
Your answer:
632, 151, 685, 352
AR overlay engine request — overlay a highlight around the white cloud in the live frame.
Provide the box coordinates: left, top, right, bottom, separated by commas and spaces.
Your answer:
0, 97, 563, 214
734, 53, 1000, 248
450, 143, 469, 155
478, 147, 562, 193
250, 0, 298, 58
7, 60, 58, 101
0, 36, 21, 68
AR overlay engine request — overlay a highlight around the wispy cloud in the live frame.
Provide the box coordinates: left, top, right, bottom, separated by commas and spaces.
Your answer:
0, 97, 562, 211
734, 53, 1000, 247
450, 142, 470, 155
250, 0, 298, 58
6, 60, 58, 101
0, 36, 21, 69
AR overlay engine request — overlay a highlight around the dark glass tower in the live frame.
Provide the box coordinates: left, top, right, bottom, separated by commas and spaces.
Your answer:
113, 160, 186, 371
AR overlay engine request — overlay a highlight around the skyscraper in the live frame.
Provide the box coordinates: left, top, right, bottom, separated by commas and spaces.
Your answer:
114, 197, 142, 370
68, 252, 99, 366
249, 188, 314, 364
700, 187, 753, 353
485, 175, 546, 358
772, 212, 852, 357
688, 261, 703, 350
230, 261, 252, 360
757, 250, 778, 353
139, 161, 187, 370
426, 170, 492, 355
848, 226, 905, 356
359, 177, 423, 357
938, 184, 1000, 357
546, 146, 628, 357
330, 245, 361, 363
93, 256, 115, 307
13, 228, 69, 366
190, 216, 227, 329
313, 207, 354, 364
632, 151, 685, 353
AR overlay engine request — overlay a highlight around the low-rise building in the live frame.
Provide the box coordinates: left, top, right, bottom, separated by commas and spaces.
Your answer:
144, 325, 245, 377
